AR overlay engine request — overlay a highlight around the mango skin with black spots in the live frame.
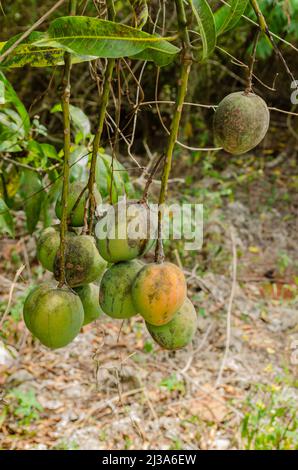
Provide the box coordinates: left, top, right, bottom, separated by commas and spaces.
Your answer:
23, 284, 84, 349
75, 283, 104, 326
132, 262, 187, 326
96, 201, 156, 263
146, 298, 197, 350
55, 181, 102, 227
213, 91, 270, 155
54, 235, 107, 287
37, 225, 75, 272
99, 260, 143, 319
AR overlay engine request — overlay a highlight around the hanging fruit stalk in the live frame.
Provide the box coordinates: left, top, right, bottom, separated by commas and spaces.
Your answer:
58, 0, 77, 287
86, 0, 116, 233
155, 0, 192, 263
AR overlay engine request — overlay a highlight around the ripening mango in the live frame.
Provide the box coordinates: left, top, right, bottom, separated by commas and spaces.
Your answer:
132, 262, 187, 326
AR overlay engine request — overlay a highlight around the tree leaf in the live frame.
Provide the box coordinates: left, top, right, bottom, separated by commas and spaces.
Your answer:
189, 0, 216, 60
19, 169, 44, 234
0, 72, 30, 135
35, 16, 179, 67
0, 198, 15, 237
129, 0, 149, 29
215, 0, 249, 35
0, 32, 95, 69
26, 140, 58, 168
95, 151, 134, 203
69, 145, 90, 182
51, 103, 91, 142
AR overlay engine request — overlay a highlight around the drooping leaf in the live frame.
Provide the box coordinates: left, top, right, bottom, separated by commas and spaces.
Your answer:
69, 145, 90, 182
19, 169, 44, 234
129, 0, 149, 29
35, 16, 179, 67
0, 111, 24, 152
189, 0, 216, 60
51, 104, 91, 143
26, 140, 59, 168
0, 166, 20, 206
0, 72, 30, 135
0, 198, 15, 237
0, 31, 95, 69
131, 47, 178, 67
95, 151, 134, 203
215, 0, 249, 35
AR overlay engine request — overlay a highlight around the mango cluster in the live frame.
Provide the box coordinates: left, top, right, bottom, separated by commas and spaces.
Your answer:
23, 195, 198, 351
23, 182, 107, 349
97, 201, 198, 350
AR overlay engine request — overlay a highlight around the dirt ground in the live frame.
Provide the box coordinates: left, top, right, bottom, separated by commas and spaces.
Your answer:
1, 143, 298, 450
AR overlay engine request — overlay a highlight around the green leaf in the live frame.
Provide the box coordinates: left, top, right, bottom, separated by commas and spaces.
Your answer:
0, 113, 23, 152
19, 169, 44, 234
51, 104, 91, 142
0, 32, 94, 69
189, 0, 216, 60
0, 72, 30, 135
215, 0, 249, 35
35, 16, 179, 67
129, 0, 149, 29
0, 80, 4, 104
69, 145, 90, 182
130, 46, 177, 67
95, 151, 134, 203
26, 140, 58, 167
0, 198, 15, 237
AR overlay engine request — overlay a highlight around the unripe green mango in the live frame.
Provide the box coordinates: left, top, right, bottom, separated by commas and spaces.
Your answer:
54, 235, 107, 287
55, 181, 102, 227
213, 91, 270, 155
23, 284, 84, 349
99, 260, 143, 319
96, 200, 156, 263
36, 225, 75, 272
75, 283, 104, 325
146, 298, 197, 350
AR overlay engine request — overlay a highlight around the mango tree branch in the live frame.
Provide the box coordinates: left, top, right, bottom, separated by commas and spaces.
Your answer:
250, 0, 296, 87
155, 0, 192, 263
86, 0, 116, 233
57, 0, 77, 287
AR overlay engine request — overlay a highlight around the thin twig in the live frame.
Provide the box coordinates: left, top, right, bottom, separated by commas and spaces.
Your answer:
57, 0, 76, 287
155, 0, 192, 263
219, 0, 298, 53
140, 153, 165, 202
246, 30, 260, 93
215, 227, 237, 387
0, 156, 43, 174
0, 265, 25, 328
249, 0, 297, 87
86, 0, 116, 233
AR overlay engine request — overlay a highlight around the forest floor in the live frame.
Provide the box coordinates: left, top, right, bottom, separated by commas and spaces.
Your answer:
1, 140, 298, 450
